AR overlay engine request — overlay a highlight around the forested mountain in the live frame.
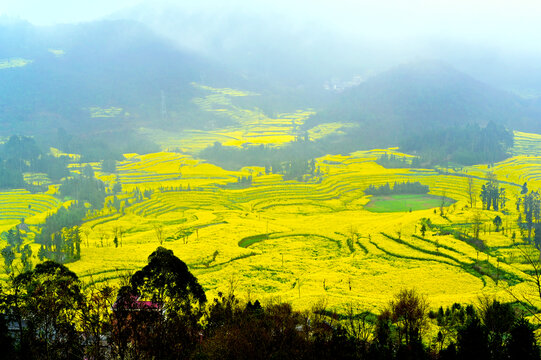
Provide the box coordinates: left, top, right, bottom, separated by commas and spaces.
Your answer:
308, 61, 541, 138
303, 61, 541, 162
0, 19, 235, 136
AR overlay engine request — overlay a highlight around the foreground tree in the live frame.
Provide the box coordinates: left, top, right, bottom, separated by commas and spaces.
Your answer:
116, 247, 207, 359
13, 261, 83, 359
457, 316, 489, 360
79, 282, 116, 360
507, 318, 540, 360
478, 298, 516, 360
385, 288, 429, 358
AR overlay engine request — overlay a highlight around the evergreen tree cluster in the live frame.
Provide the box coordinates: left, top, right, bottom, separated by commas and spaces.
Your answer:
36, 225, 82, 263
101, 159, 117, 173
236, 175, 253, 186
517, 188, 541, 246
480, 173, 506, 211
365, 181, 429, 196
400, 122, 513, 166
278, 158, 318, 181
1, 228, 32, 273
201, 141, 319, 174
34, 204, 86, 256
55, 128, 159, 163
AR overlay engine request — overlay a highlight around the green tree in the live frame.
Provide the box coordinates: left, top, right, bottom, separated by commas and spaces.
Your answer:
113, 175, 122, 194
6, 228, 23, 252
499, 188, 507, 210
457, 317, 489, 360
507, 318, 540, 360
420, 223, 427, 238
479, 299, 516, 360
13, 261, 83, 359
1, 246, 15, 273
493, 216, 502, 232
0, 284, 16, 358
522, 191, 540, 243
20, 244, 32, 272
79, 283, 116, 360
82, 164, 95, 178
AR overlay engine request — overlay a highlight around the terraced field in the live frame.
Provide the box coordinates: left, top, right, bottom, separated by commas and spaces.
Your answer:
141, 83, 346, 153
2, 90, 541, 314
62, 146, 536, 312
0, 190, 61, 231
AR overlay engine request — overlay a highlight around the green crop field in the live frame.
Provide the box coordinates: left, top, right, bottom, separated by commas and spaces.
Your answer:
364, 194, 456, 213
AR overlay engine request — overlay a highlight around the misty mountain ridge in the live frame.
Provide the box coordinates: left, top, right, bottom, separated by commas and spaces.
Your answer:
307, 60, 541, 147
111, 1, 541, 99
1, 18, 541, 160
0, 19, 238, 136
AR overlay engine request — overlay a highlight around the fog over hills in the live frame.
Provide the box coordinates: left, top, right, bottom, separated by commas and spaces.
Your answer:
111, 0, 541, 98
308, 61, 541, 141
2, 2, 541, 151
0, 19, 235, 135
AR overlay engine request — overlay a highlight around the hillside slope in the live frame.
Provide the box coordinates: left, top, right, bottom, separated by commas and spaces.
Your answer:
0, 19, 234, 135
306, 61, 541, 148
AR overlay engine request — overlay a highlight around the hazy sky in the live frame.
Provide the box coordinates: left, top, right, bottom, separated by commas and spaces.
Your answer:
2, 0, 541, 53
0, 0, 142, 25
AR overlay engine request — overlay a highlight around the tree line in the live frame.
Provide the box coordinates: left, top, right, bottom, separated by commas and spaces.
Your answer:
365, 181, 429, 196
376, 154, 422, 169
0, 247, 538, 360
479, 173, 507, 211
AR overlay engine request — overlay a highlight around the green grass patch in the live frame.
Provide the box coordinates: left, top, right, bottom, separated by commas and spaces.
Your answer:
238, 233, 271, 248
364, 194, 455, 213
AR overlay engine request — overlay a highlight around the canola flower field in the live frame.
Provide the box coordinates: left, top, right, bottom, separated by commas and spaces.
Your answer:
2, 86, 541, 315
67, 147, 531, 313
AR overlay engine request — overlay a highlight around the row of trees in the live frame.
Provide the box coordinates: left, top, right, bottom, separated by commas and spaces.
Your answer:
365, 181, 429, 196
37, 226, 82, 263
376, 154, 421, 169
480, 173, 507, 211
517, 190, 541, 246
0, 247, 538, 360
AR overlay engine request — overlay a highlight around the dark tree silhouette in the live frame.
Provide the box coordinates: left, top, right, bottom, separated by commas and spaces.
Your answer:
386, 288, 429, 352
507, 318, 540, 360
127, 247, 207, 359
457, 317, 489, 360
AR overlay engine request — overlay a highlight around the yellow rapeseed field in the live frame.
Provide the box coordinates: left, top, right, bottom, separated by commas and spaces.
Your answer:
2, 89, 541, 315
